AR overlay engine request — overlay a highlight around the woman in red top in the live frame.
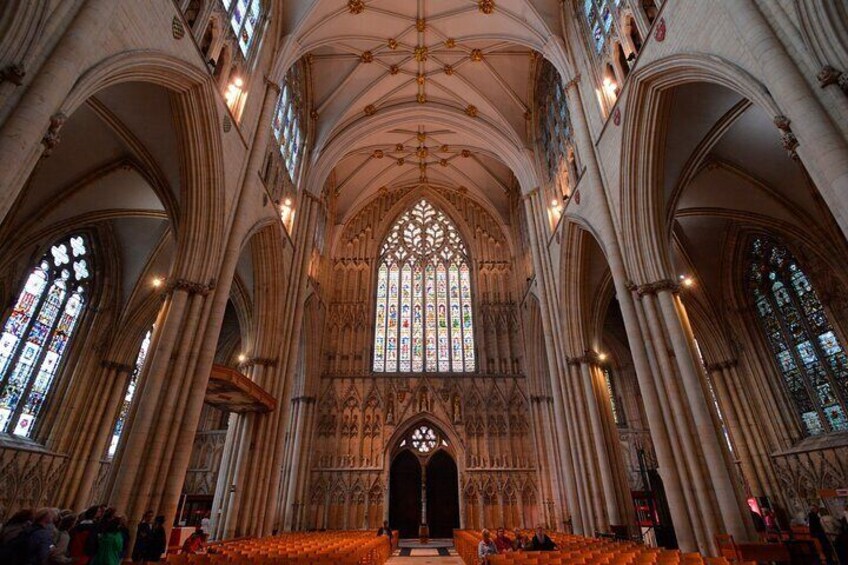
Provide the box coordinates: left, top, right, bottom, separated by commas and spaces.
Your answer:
494, 527, 513, 553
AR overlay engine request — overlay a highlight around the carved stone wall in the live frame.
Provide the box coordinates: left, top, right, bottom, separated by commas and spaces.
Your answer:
0, 446, 68, 521
771, 441, 848, 516
306, 375, 541, 530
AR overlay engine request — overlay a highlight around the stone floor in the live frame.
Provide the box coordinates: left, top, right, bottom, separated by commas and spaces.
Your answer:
387, 539, 462, 563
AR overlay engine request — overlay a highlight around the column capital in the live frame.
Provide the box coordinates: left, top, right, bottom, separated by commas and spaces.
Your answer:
239, 357, 278, 369
291, 395, 317, 404
263, 76, 282, 93
168, 278, 216, 296
101, 360, 135, 373
629, 279, 680, 296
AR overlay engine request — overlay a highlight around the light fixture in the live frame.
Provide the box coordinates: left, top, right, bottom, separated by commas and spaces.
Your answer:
151, 276, 163, 288
237, 354, 247, 363
679, 274, 694, 288
283, 198, 293, 207
551, 199, 559, 208
598, 352, 608, 362
225, 77, 243, 107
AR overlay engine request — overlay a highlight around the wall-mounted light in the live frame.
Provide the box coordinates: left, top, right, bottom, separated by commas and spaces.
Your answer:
225, 77, 243, 108
280, 197, 295, 232
597, 352, 608, 362
603, 76, 618, 97
679, 274, 695, 288
151, 276, 164, 288
237, 354, 247, 364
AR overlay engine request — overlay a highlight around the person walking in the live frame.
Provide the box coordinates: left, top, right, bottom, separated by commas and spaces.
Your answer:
143, 517, 166, 564
131, 512, 153, 563
90, 518, 123, 565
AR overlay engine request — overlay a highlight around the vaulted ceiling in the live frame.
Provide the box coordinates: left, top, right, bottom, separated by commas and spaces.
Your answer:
284, 0, 565, 223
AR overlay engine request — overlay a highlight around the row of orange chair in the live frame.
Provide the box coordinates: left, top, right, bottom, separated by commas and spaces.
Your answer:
166, 531, 392, 565
453, 530, 756, 565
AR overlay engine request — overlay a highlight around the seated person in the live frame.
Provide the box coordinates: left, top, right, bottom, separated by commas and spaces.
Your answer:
512, 527, 528, 551
526, 525, 557, 551
493, 527, 512, 553
376, 520, 392, 537
478, 529, 498, 564
182, 527, 207, 554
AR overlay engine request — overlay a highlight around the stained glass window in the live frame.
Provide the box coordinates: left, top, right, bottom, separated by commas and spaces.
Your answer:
0, 235, 91, 438
220, 0, 262, 56
536, 61, 573, 184
272, 63, 306, 184
748, 236, 848, 436
583, 0, 622, 54
602, 367, 624, 426
373, 199, 475, 373
107, 328, 152, 458
410, 425, 438, 454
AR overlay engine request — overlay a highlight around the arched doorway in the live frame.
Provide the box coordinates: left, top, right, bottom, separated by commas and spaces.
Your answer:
389, 423, 461, 539
426, 450, 460, 538
389, 450, 421, 538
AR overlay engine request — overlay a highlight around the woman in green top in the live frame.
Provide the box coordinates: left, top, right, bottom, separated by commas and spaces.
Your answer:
92, 517, 124, 565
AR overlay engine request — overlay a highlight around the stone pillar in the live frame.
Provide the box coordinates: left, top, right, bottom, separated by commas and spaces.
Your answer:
520, 192, 582, 534
107, 278, 218, 528
63, 361, 135, 509
0, 0, 119, 223
726, 1, 848, 236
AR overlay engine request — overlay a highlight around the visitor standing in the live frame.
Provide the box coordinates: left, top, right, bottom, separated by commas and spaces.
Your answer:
90, 518, 123, 565
143, 516, 166, 564
131, 511, 153, 563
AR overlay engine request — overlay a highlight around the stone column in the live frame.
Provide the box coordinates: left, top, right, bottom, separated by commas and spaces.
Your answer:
726, 1, 848, 236
64, 361, 135, 509
520, 191, 582, 534
0, 0, 119, 223
660, 290, 750, 541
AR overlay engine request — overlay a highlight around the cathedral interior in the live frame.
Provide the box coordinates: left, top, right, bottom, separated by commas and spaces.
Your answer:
1, 0, 848, 561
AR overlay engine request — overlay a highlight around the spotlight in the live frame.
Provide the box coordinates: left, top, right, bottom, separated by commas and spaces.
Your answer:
679, 275, 694, 288
598, 352, 608, 362
237, 354, 247, 363
151, 277, 163, 288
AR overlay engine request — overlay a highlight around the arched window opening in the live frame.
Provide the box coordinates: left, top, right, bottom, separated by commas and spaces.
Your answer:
536, 61, 575, 200
220, 0, 262, 56
584, 0, 618, 54
272, 63, 307, 185
747, 236, 848, 436
106, 328, 153, 458
642, 0, 659, 24
0, 234, 92, 437
398, 424, 448, 455
602, 367, 625, 427
373, 199, 475, 373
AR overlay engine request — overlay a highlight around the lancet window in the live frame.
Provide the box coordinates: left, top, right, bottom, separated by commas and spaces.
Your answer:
373, 200, 475, 373
748, 236, 848, 436
107, 328, 153, 458
272, 63, 306, 183
0, 235, 91, 437
220, 0, 263, 56
583, 0, 621, 54
536, 61, 573, 185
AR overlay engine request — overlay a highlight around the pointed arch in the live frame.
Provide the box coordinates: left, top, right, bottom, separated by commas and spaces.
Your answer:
373, 198, 476, 373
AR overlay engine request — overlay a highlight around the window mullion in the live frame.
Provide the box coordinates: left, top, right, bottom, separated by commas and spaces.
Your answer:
0, 274, 55, 396
6, 289, 72, 435
768, 281, 831, 433
786, 269, 848, 426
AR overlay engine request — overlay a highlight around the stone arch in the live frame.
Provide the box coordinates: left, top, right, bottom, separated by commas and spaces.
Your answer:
618, 54, 782, 284
60, 51, 227, 283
